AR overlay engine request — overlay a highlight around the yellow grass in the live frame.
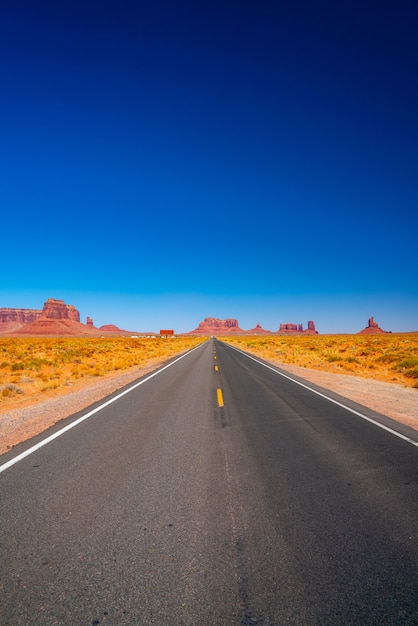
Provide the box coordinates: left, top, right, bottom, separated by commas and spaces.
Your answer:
222, 334, 418, 388
0, 336, 206, 410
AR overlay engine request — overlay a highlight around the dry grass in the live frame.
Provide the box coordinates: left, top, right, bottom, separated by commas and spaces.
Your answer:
222, 334, 418, 388
0, 336, 205, 410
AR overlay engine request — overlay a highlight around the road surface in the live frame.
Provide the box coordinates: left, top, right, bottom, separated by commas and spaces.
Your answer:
1, 338, 417, 625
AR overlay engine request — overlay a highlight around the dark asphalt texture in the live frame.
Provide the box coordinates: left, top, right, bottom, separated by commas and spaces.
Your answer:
0, 338, 417, 625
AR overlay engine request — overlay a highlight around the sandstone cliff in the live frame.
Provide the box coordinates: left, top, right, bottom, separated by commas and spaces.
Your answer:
189, 317, 245, 334
1, 299, 94, 336
278, 320, 317, 334
41, 298, 80, 321
190, 317, 318, 335
0, 307, 42, 333
0, 308, 42, 324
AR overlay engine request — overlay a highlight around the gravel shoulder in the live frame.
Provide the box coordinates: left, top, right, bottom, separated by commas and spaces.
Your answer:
1, 355, 417, 455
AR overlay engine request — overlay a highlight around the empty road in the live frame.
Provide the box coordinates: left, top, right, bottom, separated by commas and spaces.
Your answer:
1, 338, 417, 625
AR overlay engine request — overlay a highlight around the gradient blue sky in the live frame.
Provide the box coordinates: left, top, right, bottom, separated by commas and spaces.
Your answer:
1, 0, 417, 333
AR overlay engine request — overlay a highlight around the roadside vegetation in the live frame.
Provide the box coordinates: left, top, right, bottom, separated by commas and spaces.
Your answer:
0, 336, 205, 409
222, 334, 418, 388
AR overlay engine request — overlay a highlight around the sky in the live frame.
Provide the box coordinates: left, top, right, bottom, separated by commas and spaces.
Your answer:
1, 0, 417, 333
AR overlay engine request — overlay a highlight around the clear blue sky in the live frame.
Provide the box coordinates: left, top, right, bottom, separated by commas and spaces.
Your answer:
1, 0, 417, 333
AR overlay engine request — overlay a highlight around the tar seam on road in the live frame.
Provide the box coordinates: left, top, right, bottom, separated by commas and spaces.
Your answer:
227, 344, 418, 448
0, 342, 208, 475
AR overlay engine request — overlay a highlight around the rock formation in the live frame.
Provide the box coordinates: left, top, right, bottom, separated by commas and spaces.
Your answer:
40, 298, 80, 322
277, 321, 317, 334
247, 323, 272, 334
0, 308, 42, 324
0, 298, 95, 336
190, 317, 318, 335
279, 323, 301, 333
99, 324, 122, 332
358, 317, 389, 335
86, 317, 94, 327
189, 317, 245, 334
0, 307, 42, 333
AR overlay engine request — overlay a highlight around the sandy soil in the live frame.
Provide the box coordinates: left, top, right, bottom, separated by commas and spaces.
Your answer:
0, 356, 417, 456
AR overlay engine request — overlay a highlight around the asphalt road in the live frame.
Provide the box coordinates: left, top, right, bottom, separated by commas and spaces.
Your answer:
0, 338, 417, 625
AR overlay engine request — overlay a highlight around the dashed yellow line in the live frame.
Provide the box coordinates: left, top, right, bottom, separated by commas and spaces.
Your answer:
214, 365, 219, 372
217, 388, 224, 407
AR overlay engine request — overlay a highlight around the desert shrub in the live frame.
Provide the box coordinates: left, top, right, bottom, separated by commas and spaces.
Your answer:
376, 353, 401, 364
1, 384, 24, 397
11, 362, 25, 371
404, 366, 418, 379
325, 353, 343, 362
26, 357, 53, 370
41, 381, 60, 391
396, 357, 418, 370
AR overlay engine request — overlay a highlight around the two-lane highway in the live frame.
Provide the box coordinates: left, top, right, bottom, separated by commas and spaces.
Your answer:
1, 338, 417, 625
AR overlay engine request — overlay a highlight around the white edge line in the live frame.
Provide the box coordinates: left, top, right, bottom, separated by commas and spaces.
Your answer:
225, 343, 418, 448
0, 342, 207, 474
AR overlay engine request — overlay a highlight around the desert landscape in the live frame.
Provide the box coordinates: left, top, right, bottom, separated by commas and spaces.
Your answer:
0, 297, 417, 454
222, 333, 418, 388
0, 330, 417, 454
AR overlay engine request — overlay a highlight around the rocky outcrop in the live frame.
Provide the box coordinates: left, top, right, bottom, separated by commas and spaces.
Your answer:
247, 323, 272, 334
0, 307, 43, 333
358, 317, 389, 334
0, 298, 96, 336
305, 320, 318, 334
14, 318, 98, 336
190, 317, 318, 335
41, 298, 80, 321
189, 317, 245, 334
0, 308, 42, 324
279, 323, 302, 333
278, 321, 318, 334
99, 324, 122, 332
0, 298, 147, 336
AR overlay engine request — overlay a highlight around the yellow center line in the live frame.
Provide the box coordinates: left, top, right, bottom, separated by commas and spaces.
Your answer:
217, 388, 224, 407
214, 365, 219, 372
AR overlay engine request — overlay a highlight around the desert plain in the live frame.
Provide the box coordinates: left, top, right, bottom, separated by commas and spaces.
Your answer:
0, 333, 417, 454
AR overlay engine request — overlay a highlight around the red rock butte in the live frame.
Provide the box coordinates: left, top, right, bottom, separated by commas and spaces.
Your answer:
189, 317, 245, 334
358, 317, 390, 335
278, 321, 317, 334
189, 318, 318, 335
1, 300, 328, 336
0, 298, 131, 336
